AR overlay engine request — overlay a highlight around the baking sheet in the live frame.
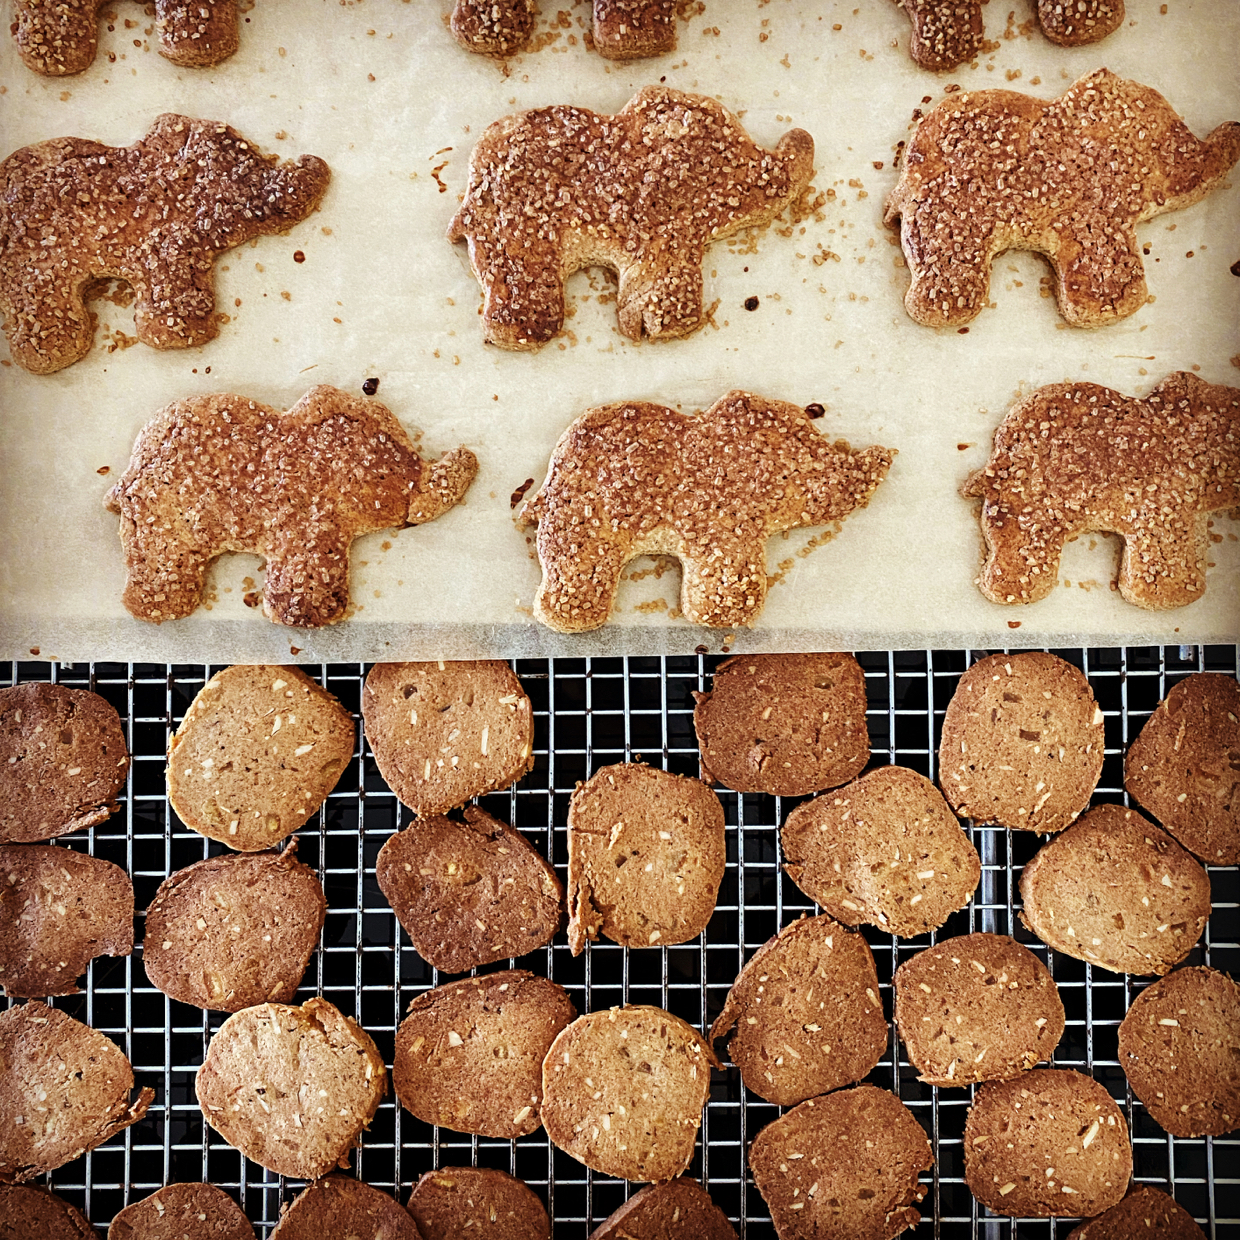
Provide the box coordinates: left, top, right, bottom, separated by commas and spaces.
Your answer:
1, 0, 1237, 663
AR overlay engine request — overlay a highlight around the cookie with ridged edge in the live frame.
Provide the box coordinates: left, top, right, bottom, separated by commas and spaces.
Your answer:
1066, 1185, 1206, 1240
782, 766, 980, 937
109, 1183, 256, 1240
692, 653, 869, 797
1019, 804, 1210, 976
893, 933, 1064, 1086
269, 1176, 420, 1240
708, 913, 887, 1107
964, 1069, 1131, 1217
0, 1186, 95, 1239
1118, 966, 1240, 1138
588, 1178, 736, 1239
408, 1168, 550, 1240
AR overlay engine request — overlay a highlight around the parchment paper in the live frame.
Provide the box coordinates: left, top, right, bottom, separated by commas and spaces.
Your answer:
1, 0, 1237, 663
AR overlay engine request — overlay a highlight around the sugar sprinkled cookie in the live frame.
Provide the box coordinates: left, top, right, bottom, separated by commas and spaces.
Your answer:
408, 1168, 551, 1240
108, 1183, 256, 1240
0, 1185, 95, 1239
450, 0, 536, 54
588, 1178, 736, 1240
1066, 1184, 1206, 1240
269, 1177, 420, 1240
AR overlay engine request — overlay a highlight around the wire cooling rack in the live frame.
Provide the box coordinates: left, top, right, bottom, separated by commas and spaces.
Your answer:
3, 646, 1238, 1239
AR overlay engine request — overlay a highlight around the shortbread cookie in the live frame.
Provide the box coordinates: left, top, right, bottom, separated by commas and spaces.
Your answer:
109, 1184, 255, 1240
269, 1177, 419, 1240
541, 1005, 716, 1182
143, 841, 326, 1011
884, 70, 1240, 329
376, 806, 561, 972
964, 375, 1240, 609
408, 1168, 550, 1240
709, 914, 887, 1107
449, 89, 813, 351
939, 652, 1103, 833
521, 392, 893, 632
693, 653, 869, 796
593, 0, 675, 58
0, 1186, 94, 1239
589, 1178, 736, 1240
1019, 804, 1210, 975
1126, 673, 1240, 862
393, 970, 575, 1139
749, 1085, 933, 1240
195, 997, 386, 1179
1117, 967, 1240, 1138
0, 844, 133, 997
567, 763, 725, 954
0, 683, 129, 843
893, 933, 1064, 1086
450, 0, 536, 54
0, 1001, 152, 1183
782, 766, 980, 936
963, 1069, 1131, 1217
107, 388, 476, 627
1066, 1185, 1206, 1240
0, 115, 329, 374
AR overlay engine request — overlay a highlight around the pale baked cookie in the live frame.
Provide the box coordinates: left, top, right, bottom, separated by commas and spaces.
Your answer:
108, 1184, 255, 1240
269, 1177, 420, 1240
589, 1178, 736, 1240
408, 1168, 551, 1240
1067, 1185, 1205, 1240
450, 0, 537, 54
0, 1186, 95, 1239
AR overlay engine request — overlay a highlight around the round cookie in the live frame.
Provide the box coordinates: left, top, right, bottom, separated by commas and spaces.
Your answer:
362, 661, 534, 817
109, 1183, 256, 1240
1066, 1185, 1206, 1240
588, 1179, 736, 1240
692, 653, 869, 796
408, 1168, 550, 1240
195, 996, 386, 1179
0, 843, 133, 997
143, 840, 326, 1011
0, 682, 129, 843
0, 1186, 95, 1239
939, 652, 1104, 833
749, 1085, 933, 1240
1125, 673, 1240, 864
781, 766, 980, 936
1019, 804, 1210, 975
392, 970, 575, 1138
1117, 966, 1240, 1137
893, 932, 1064, 1085
708, 913, 887, 1106
566, 763, 725, 955
168, 665, 354, 851
963, 1069, 1132, 1217
270, 1176, 420, 1240
376, 806, 562, 973
541, 1005, 717, 1182
0, 1000, 153, 1183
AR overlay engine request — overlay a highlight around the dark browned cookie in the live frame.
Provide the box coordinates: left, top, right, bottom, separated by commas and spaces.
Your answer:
393, 970, 575, 1139
0, 683, 129, 843
376, 806, 561, 973
0, 1000, 152, 1183
589, 1178, 736, 1239
709, 914, 887, 1107
450, 0, 536, 54
749, 1085, 932, 1240
0, 1185, 94, 1239
1126, 673, 1240, 864
408, 1168, 550, 1240
567, 763, 725, 955
964, 1069, 1131, 1217
1067, 1185, 1206, 1240
270, 1177, 419, 1240
1019, 804, 1210, 976
109, 1183, 255, 1240
143, 841, 326, 1011
939, 652, 1104, 833
195, 997, 386, 1179
782, 766, 980, 937
0, 844, 133, 997
893, 933, 1064, 1086
1118, 967, 1240, 1138
542, 1005, 716, 1182
363, 662, 534, 817
692, 653, 869, 796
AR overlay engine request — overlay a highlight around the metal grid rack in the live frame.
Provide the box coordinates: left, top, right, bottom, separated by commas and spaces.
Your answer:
4, 646, 1238, 1238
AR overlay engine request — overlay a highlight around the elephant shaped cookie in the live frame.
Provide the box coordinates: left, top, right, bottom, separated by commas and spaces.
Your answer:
964, 372, 1240, 610
0, 114, 329, 374
449, 87, 814, 351
105, 385, 478, 627
884, 69, 1240, 328
450, 0, 674, 58
519, 391, 894, 631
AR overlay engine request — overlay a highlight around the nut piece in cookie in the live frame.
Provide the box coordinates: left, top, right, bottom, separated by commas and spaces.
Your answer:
1019, 804, 1210, 976
449, 88, 813, 351
884, 70, 1240, 329
0, 1001, 153, 1183
588, 1178, 736, 1240
1117, 966, 1240, 1138
1067, 1185, 1206, 1240
964, 375, 1240, 610
108, 1183, 255, 1240
0, 1186, 95, 1239
749, 1085, 932, 1240
409, 1168, 550, 1240
195, 997, 386, 1179
709, 914, 887, 1107
782, 766, 980, 936
964, 1069, 1131, 1217
567, 763, 725, 955
893, 933, 1064, 1086
1125, 673, 1240, 863
520, 393, 893, 632
0, 683, 129, 843
450, 0, 536, 54
392, 970, 575, 1139
269, 1177, 419, 1240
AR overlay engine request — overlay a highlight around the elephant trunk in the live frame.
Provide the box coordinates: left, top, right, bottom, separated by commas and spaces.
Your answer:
408, 446, 479, 525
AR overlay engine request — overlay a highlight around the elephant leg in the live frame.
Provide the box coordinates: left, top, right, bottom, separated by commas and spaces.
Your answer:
471, 234, 566, 350
533, 524, 627, 632
263, 536, 354, 628
593, 0, 676, 60
450, 0, 535, 54
616, 248, 704, 341
130, 236, 220, 350
1, 265, 96, 374
12, 0, 100, 74
679, 542, 768, 629
975, 505, 1066, 605
896, 0, 984, 71
1051, 221, 1147, 325
1037, 0, 1124, 47
899, 211, 994, 327
118, 524, 212, 623
1117, 513, 1206, 610
153, 0, 240, 66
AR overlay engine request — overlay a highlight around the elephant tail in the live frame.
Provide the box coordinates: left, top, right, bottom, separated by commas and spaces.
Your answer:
408, 446, 478, 524
961, 468, 988, 499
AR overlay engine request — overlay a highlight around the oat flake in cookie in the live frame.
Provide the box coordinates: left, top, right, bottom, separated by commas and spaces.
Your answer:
1066, 1185, 1206, 1240
269, 1177, 420, 1240
588, 1178, 736, 1239
0, 1185, 95, 1239
408, 1168, 551, 1240
108, 1183, 256, 1240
